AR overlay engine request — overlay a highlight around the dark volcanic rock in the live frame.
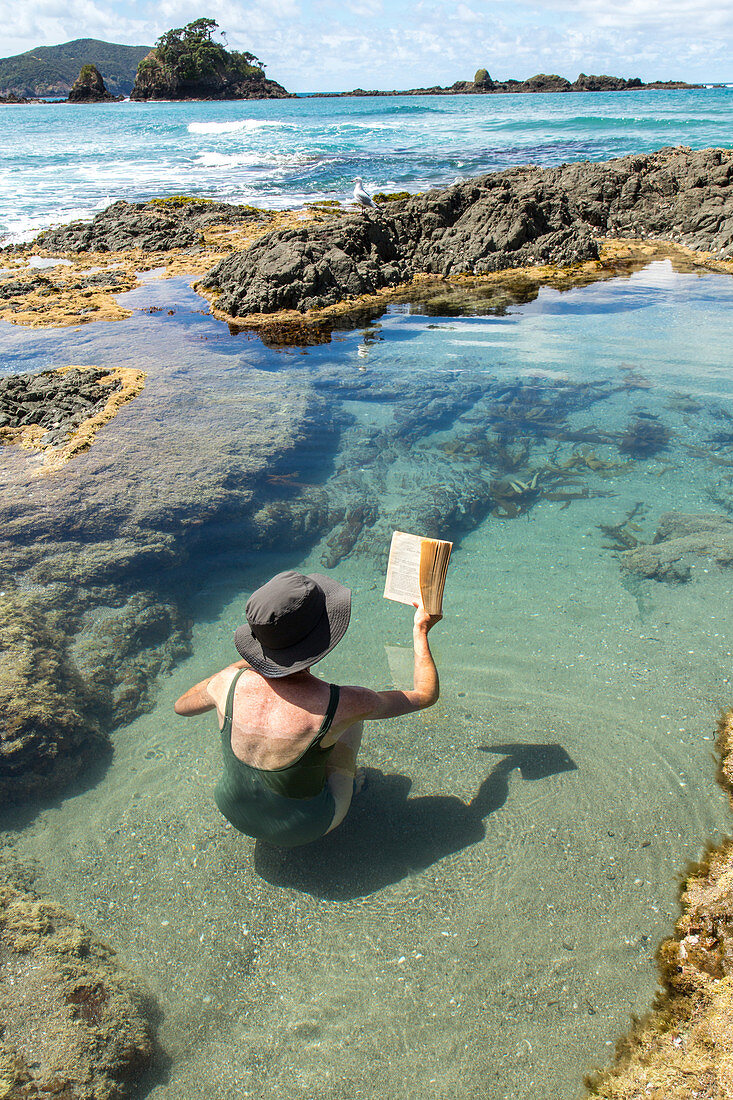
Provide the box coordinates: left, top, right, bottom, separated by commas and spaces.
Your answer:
33, 197, 269, 253
201, 146, 733, 317
0, 367, 120, 446
573, 72, 642, 92
319, 72, 696, 97
67, 64, 121, 103
521, 73, 573, 93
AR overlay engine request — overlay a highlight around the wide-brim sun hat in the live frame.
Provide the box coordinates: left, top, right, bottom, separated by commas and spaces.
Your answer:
234, 570, 351, 678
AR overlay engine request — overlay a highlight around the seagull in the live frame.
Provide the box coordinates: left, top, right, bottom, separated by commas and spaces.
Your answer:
353, 176, 378, 214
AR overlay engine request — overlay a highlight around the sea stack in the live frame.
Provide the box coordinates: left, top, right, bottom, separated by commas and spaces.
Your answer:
67, 64, 120, 102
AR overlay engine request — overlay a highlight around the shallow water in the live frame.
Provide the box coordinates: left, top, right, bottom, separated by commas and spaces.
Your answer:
3, 262, 733, 1098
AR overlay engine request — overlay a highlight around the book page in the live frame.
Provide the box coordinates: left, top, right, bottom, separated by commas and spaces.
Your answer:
383, 530, 423, 605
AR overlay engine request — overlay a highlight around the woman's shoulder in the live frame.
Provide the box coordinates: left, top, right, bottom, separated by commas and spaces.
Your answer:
207, 664, 255, 713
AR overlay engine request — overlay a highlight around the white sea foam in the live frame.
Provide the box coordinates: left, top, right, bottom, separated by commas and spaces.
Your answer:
188, 119, 292, 135
195, 150, 323, 171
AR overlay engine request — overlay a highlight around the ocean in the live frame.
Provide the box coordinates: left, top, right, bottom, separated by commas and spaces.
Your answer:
1, 88, 733, 243
2, 90, 733, 1099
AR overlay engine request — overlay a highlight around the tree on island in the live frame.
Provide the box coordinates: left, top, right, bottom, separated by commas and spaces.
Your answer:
130, 17, 292, 100
152, 18, 263, 83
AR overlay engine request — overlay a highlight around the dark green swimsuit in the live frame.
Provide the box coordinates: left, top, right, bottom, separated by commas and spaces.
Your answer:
214, 669, 339, 848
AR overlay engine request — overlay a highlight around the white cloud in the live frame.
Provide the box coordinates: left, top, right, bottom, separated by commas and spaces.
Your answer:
2, 0, 731, 86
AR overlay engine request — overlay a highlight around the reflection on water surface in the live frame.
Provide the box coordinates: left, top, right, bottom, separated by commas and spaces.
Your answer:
2, 261, 733, 1099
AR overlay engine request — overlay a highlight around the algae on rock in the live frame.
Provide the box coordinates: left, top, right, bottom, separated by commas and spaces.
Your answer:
0, 883, 158, 1099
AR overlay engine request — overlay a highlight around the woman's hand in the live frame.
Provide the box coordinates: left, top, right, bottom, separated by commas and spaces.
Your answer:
412, 601, 442, 635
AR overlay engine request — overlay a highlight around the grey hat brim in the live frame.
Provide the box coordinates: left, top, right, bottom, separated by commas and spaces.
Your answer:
234, 573, 351, 678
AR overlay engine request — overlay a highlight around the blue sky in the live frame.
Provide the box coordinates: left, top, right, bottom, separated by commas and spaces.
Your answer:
2, 0, 732, 90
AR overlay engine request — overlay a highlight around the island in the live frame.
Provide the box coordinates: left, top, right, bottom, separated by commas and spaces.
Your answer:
0, 38, 150, 99
130, 17, 292, 101
315, 68, 703, 97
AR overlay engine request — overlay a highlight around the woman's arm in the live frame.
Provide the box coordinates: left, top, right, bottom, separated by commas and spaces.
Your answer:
174, 660, 250, 716
344, 604, 441, 722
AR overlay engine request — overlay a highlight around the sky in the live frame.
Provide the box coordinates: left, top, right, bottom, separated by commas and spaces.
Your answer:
2, 0, 732, 91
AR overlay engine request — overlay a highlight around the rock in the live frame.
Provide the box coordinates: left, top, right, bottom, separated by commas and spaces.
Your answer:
521, 73, 573, 93
0, 588, 109, 807
315, 71, 688, 97
200, 146, 733, 318
67, 65, 121, 103
620, 512, 733, 582
0, 883, 157, 1099
0, 367, 120, 448
573, 72, 641, 92
33, 198, 268, 254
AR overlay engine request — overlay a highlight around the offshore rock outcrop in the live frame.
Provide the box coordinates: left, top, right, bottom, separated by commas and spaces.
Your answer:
67, 64, 121, 103
325, 73, 697, 97
0, 883, 157, 1098
200, 147, 733, 317
620, 513, 733, 582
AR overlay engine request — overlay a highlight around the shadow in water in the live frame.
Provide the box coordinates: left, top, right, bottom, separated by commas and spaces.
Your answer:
254, 742, 577, 900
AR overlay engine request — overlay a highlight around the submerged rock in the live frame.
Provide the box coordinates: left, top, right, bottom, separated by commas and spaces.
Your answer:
620, 512, 733, 582
0, 588, 109, 807
0, 883, 157, 1098
200, 147, 733, 317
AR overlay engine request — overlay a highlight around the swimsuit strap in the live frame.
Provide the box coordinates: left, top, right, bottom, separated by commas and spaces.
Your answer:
224, 668, 246, 726
309, 684, 340, 749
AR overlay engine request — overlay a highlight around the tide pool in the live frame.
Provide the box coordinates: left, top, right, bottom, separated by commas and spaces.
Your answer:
2, 261, 733, 1098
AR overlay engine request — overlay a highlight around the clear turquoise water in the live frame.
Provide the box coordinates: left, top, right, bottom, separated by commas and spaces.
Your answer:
1, 88, 732, 241
3, 262, 733, 1097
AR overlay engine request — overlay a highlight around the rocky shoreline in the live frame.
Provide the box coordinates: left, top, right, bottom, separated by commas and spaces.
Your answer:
6, 146, 731, 341
586, 710, 733, 1099
198, 147, 733, 321
1, 144, 733, 1098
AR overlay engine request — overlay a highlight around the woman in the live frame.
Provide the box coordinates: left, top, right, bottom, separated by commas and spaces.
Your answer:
174, 569, 441, 847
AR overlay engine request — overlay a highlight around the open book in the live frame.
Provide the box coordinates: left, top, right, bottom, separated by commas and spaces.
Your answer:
383, 530, 453, 615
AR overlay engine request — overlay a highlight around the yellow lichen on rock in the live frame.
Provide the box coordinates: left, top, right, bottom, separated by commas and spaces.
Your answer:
586, 709, 733, 1100
0, 209, 314, 330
